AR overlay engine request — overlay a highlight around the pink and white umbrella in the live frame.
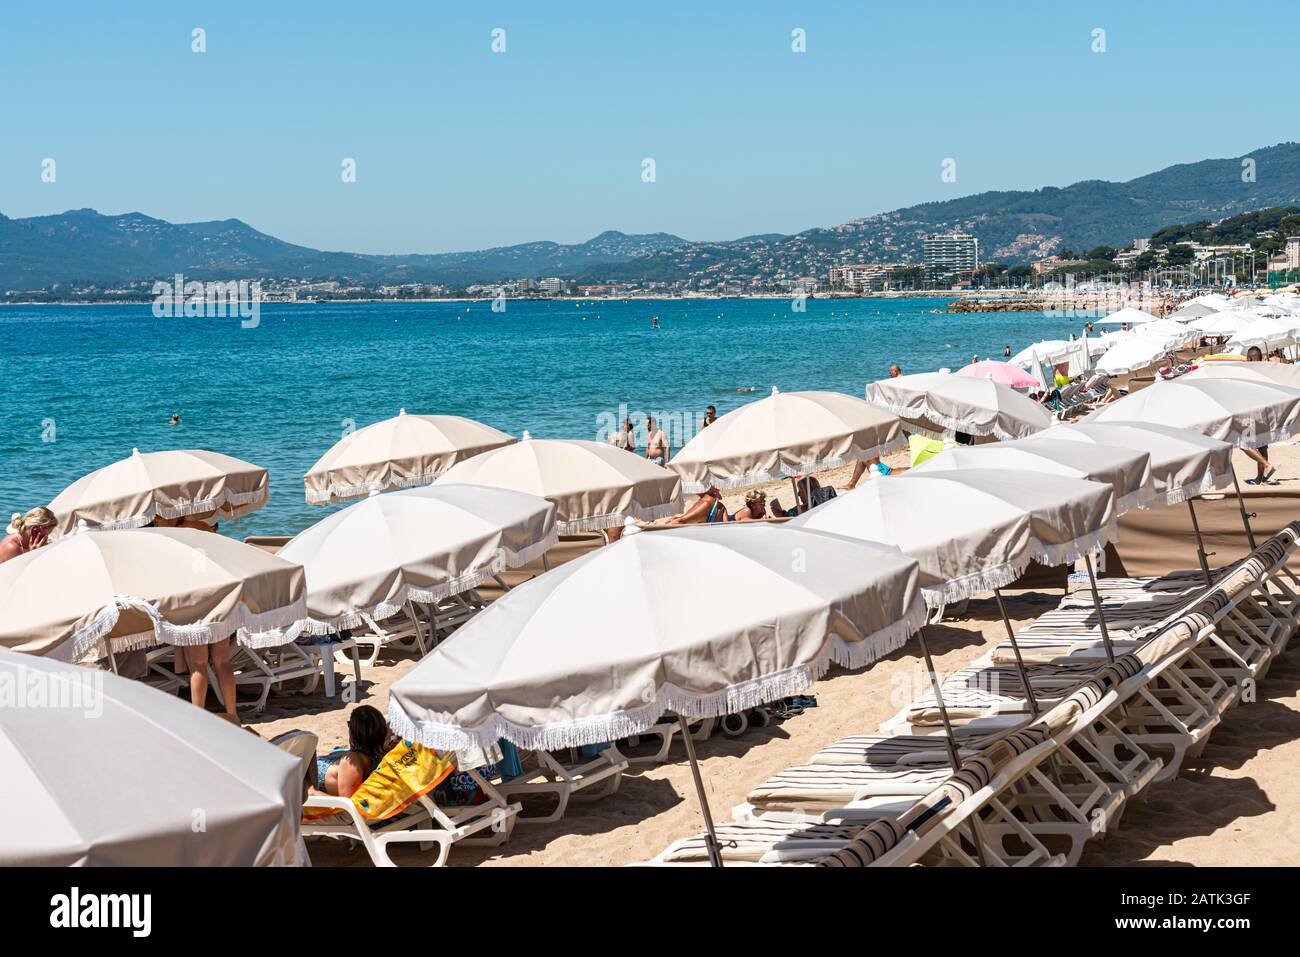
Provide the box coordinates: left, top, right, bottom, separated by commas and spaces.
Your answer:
953, 360, 1040, 390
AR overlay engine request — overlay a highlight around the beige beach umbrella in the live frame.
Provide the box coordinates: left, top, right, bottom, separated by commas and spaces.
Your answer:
1094, 335, 1170, 376
1036, 421, 1236, 583
867, 371, 1053, 440
304, 410, 515, 505
1183, 361, 1300, 389
1036, 422, 1234, 506
1086, 377, 1300, 550
793, 468, 1119, 769
0, 527, 307, 663
0, 650, 304, 866
47, 448, 268, 535
792, 469, 1116, 609
666, 388, 903, 493
277, 484, 557, 635
1085, 377, 1300, 449
388, 522, 925, 867
433, 437, 682, 534
911, 437, 1156, 515
1011, 340, 1075, 366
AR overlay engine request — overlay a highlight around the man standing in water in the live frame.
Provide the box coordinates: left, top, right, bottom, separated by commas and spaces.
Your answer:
703, 405, 717, 427
645, 416, 670, 466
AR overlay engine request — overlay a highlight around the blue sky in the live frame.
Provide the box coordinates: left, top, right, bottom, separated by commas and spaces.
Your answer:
1, 1, 1296, 254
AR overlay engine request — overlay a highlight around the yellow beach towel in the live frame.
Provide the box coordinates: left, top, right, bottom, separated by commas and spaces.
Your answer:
302, 740, 456, 823
908, 434, 950, 467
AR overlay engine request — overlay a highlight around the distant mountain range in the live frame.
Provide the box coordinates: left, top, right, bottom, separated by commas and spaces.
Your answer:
5, 142, 1300, 291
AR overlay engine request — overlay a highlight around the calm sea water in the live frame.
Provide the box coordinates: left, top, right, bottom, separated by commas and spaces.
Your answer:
1, 298, 1083, 537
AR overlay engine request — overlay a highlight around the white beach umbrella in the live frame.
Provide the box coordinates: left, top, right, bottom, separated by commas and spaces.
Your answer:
1226, 316, 1297, 352
1011, 340, 1075, 366
792, 469, 1116, 608
0, 650, 304, 866
304, 410, 516, 505
867, 371, 1053, 440
1066, 328, 1093, 377
1085, 376, 1300, 449
1190, 309, 1256, 336
1171, 301, 1218, 320
1094, 336, 1170, 376
48, 448, 268, 535
1094, 307, 1160, 326
1027, 349, 1052, 393
911, 437, 1156, 515
0, 527, 308, 662
666, 388, 903, 493
277, 484, 557, 635
434, 437, 682, 533
388, 522, 925, 866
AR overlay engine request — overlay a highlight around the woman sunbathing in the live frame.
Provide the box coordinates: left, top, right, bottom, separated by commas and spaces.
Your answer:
667, 486, 728, 524
315, 705, 395, 798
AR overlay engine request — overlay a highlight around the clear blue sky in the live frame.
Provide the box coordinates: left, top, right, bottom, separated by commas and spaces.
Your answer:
1, 1, 1295, 254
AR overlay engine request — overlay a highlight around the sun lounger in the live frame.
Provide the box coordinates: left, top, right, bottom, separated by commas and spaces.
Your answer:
302, 741, 520, 867
496, 745, 628, 824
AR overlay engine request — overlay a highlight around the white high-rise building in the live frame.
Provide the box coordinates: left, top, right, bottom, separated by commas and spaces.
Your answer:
1286, 236, 1300, 270
923, 232, 979, 275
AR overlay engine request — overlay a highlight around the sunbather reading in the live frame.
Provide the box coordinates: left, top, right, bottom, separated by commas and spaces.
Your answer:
315, 705, 396, 799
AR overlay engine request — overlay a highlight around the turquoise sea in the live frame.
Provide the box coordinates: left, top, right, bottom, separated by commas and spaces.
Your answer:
1, 298, 1085, 537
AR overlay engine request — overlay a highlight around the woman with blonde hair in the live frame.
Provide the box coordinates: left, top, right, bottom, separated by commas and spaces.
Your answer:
0, 507, 57, 564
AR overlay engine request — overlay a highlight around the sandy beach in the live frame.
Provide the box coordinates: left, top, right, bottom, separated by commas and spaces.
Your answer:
247, 442, 1300, 868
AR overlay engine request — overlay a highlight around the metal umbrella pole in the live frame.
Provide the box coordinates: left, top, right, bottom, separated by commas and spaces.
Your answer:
1081, 553, 1117, 662
993, 588, 1040, 715
1185, 499, 1214, 587
914, 628, 989, 866
1228, 462, 1258, 550
677, 715, 723, 868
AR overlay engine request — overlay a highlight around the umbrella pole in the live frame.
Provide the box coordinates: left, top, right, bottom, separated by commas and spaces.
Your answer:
677, 715, 723, 868
542, 552, 551, 572
915, 628, 989, 866
493, 574, 512, 591
1228, 463, 1257, 550
915, 629, 964, 772
1185, 500, 1213, 587
101, 638, 119, 675
993, 588, 1039, 715
1082, 553, 1116, 663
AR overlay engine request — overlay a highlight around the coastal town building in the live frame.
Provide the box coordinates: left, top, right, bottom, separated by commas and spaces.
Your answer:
923, 232, 979, 276
1287, 236, 1300, 269
827, 263, 907, 290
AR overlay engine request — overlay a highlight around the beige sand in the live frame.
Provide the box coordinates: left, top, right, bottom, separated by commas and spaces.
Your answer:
247, 442, 1300, 867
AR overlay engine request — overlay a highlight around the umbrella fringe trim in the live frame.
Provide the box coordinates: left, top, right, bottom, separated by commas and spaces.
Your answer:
63, 489, 269, 532
1030, 522, 1118, 567
1145, 469, 1234, 508
385, 601, 929, 754
295, 528, 561, 635
677, 439, 907, 494
65, 596, 310, 662
555, 499, 684, 534
921, 562, 1026, 607
865, 399, 1036, 442
304, 473, 446, 505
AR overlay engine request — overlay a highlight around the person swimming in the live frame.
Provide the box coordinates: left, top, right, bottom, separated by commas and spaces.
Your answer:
170, 413, 181, 426
651, 316, 660, 330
